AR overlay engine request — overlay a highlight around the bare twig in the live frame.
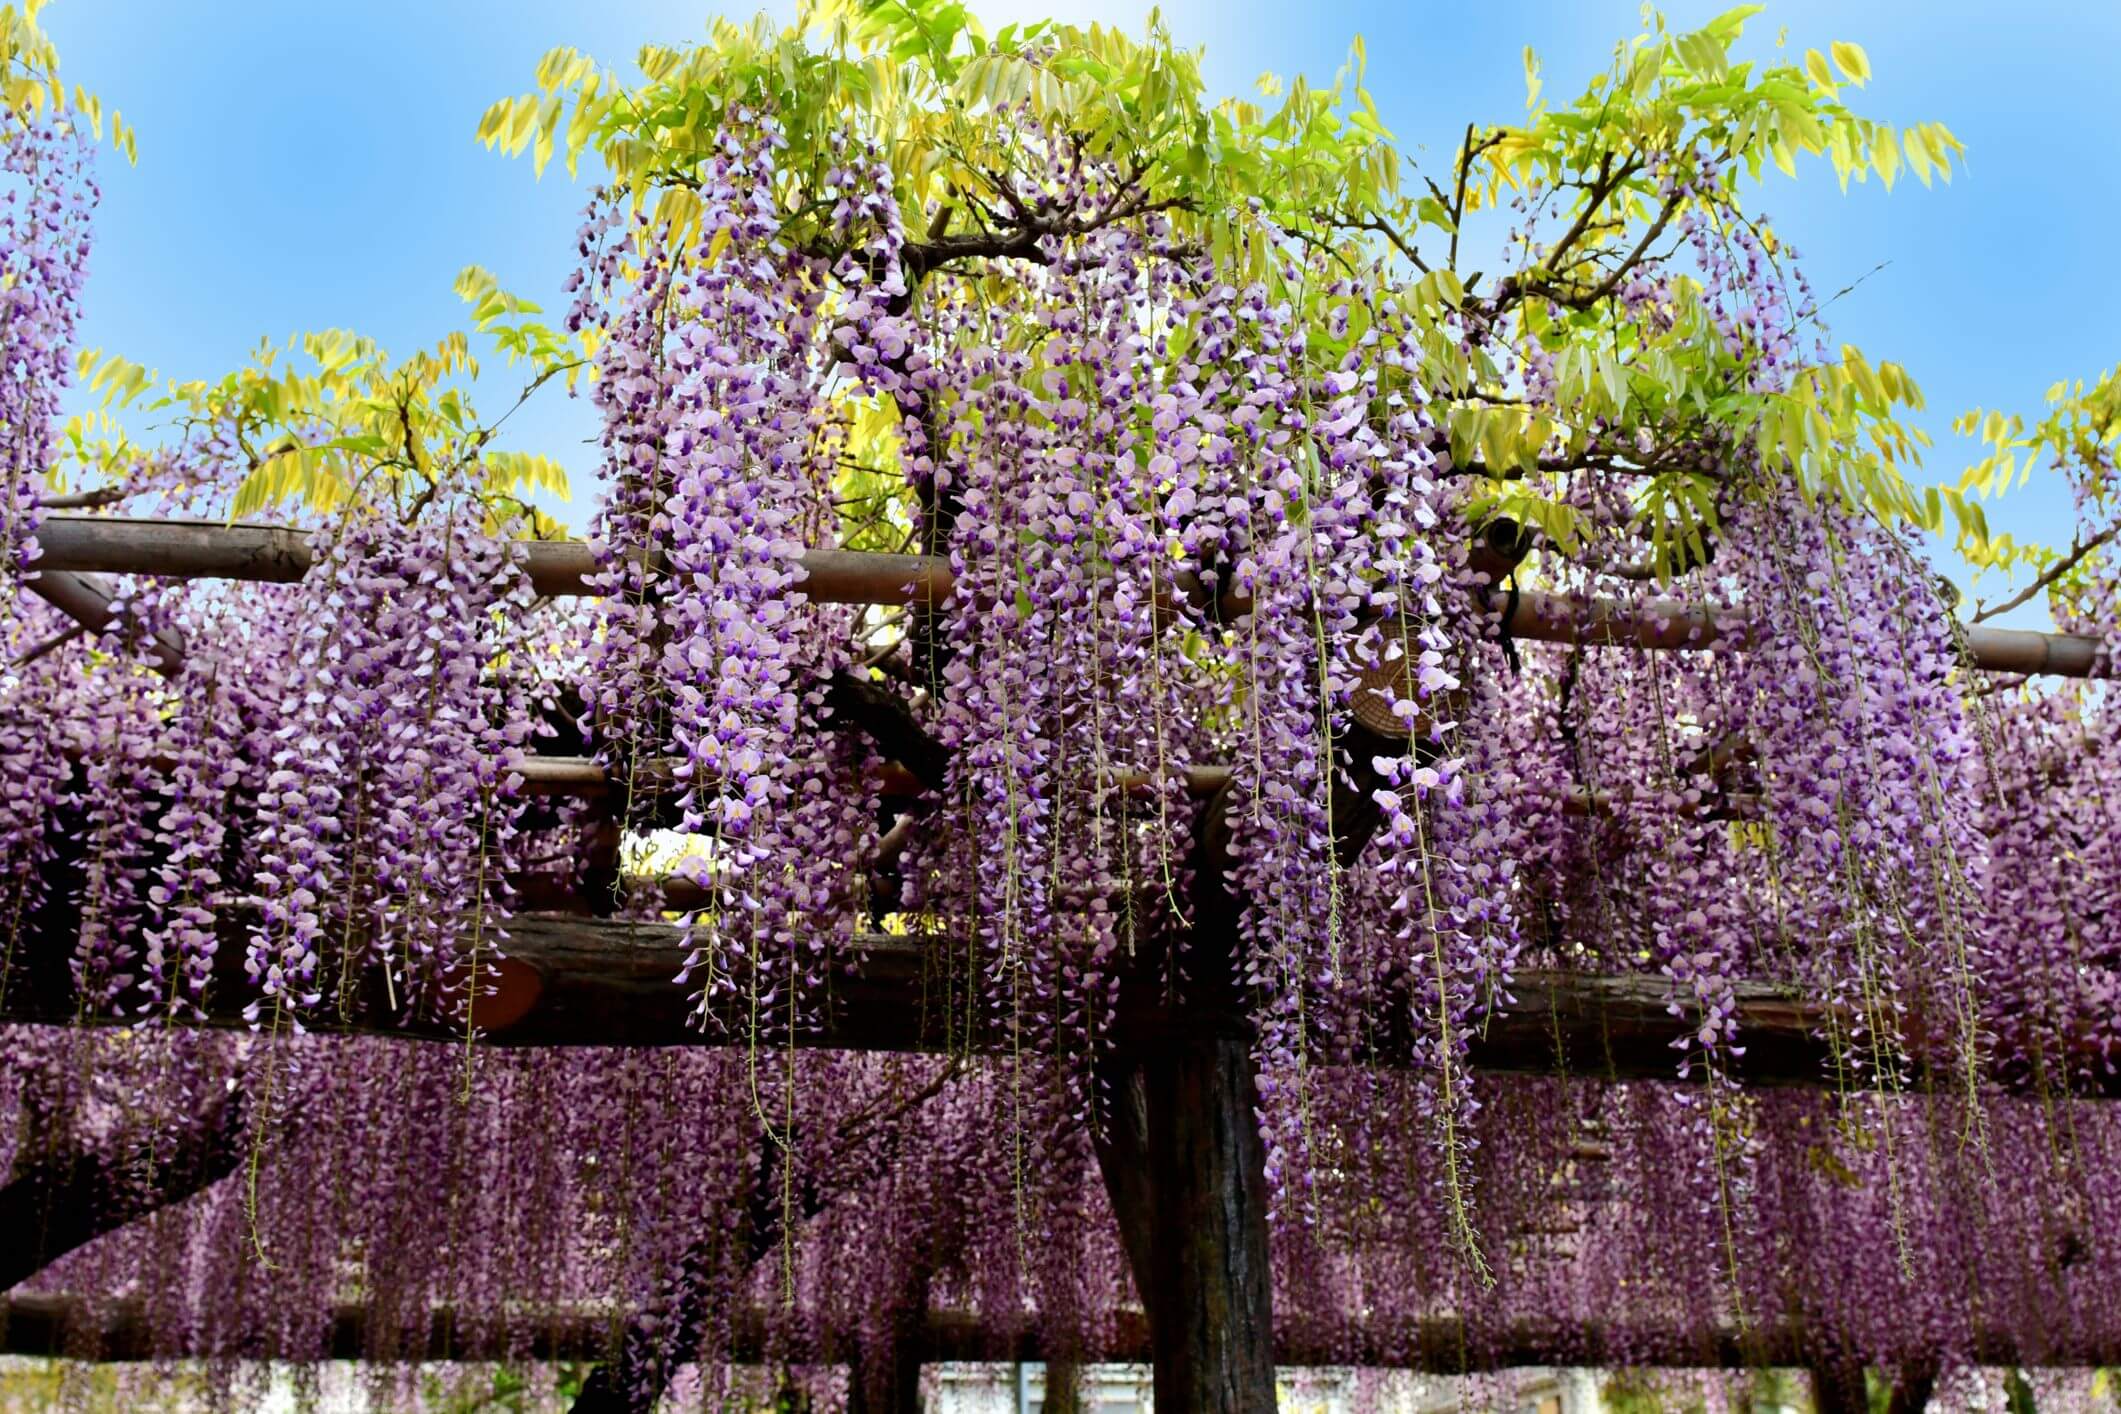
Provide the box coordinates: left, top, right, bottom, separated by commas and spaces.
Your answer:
1447, 124, 1504, 269
37, 486, 128, 511
9, 621, 87, 668
1972, 523, 2117, 624
1319, 210, 1432, 273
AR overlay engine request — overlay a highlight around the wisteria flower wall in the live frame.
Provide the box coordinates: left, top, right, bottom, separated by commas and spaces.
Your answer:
7, 9, 2121, 1410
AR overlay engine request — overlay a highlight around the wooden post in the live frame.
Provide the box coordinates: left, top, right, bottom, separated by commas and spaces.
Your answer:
1884, 1361, 1939, 1414
1041, 1359, 1083, 1412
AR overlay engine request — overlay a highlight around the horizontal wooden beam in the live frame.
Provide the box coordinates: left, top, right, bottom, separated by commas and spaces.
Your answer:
510, 754, 1234, 801
510, 754, 1727, 818
10, 914, 2108, 1096
30, 516, 2101, 676
2, 1292, 2108, 1371
29, 515, 949, 606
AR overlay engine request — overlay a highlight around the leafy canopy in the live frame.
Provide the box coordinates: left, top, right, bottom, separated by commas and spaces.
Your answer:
0, 0, 134, 159
68, 269, 584, 534
483, 0, 1982, 582
52, 1, 2078, 603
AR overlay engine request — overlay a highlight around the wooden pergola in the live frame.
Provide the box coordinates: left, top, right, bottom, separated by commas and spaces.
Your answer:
5, 513, 2111, 1412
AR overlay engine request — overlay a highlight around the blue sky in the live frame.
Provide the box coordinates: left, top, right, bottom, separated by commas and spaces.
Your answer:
45, 0, 2121, 627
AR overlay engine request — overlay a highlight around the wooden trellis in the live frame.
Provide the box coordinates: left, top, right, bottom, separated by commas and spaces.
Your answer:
6, 513, 2112, 1411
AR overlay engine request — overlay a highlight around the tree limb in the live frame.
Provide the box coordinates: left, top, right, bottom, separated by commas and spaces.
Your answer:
35, 488, 129, 511
568, 1059, 962, 1413
1972, 522, 2117, 624
0, 1088, 248, 1289
821, 671, 949, 794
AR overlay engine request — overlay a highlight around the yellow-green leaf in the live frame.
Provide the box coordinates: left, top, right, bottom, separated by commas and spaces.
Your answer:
1829, 40, 1870, 87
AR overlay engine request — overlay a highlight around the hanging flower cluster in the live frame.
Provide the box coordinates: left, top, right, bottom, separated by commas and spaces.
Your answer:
0, 99, 99, 969
0, 102, 95, 573
571, 119, 875, 1043
241, 498, 534, 1030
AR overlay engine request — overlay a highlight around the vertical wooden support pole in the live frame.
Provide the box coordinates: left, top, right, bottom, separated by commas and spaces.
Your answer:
846, 1266, 929, 1414
1884, 1362, 1939, 1414
1041, 1358, 1083, 1412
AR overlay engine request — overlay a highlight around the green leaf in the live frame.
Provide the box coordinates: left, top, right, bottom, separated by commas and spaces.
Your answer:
1829, 40, 1870, 86
1903, 126, 1933, 186
1598, 350, 1627, 414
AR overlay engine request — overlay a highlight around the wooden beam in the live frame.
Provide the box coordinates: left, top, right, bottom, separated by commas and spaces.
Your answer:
2, 1293, 2111, 1372
7, 914, 2113, 1096
473, 753, 1670, 818
30, 516, 948, 606
510, 753, 1233, 801
30, 516, 2103, 677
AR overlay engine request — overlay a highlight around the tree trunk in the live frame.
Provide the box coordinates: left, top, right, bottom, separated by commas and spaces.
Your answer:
565, 1236, 719, 1414
1096, 1032, 1278, 1412
1091, 776, 1279, 1411
1884, 1361, 1938, 1414
844, 1353, 923, 1414
1137, 1028, 1278, 1411
1042, 1358, 1083, 1413
1810, 1360, 1870, 1414
846, 1266, 929, 1414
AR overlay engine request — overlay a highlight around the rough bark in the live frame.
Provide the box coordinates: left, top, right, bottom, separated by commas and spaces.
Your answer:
1088, 1055, 1160, 1324
1137, 1027, 1278, 1411
1109, 778, 1279, 1411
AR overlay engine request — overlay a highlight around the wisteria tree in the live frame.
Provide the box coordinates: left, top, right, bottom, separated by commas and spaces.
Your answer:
5, 0, 2121, 1410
